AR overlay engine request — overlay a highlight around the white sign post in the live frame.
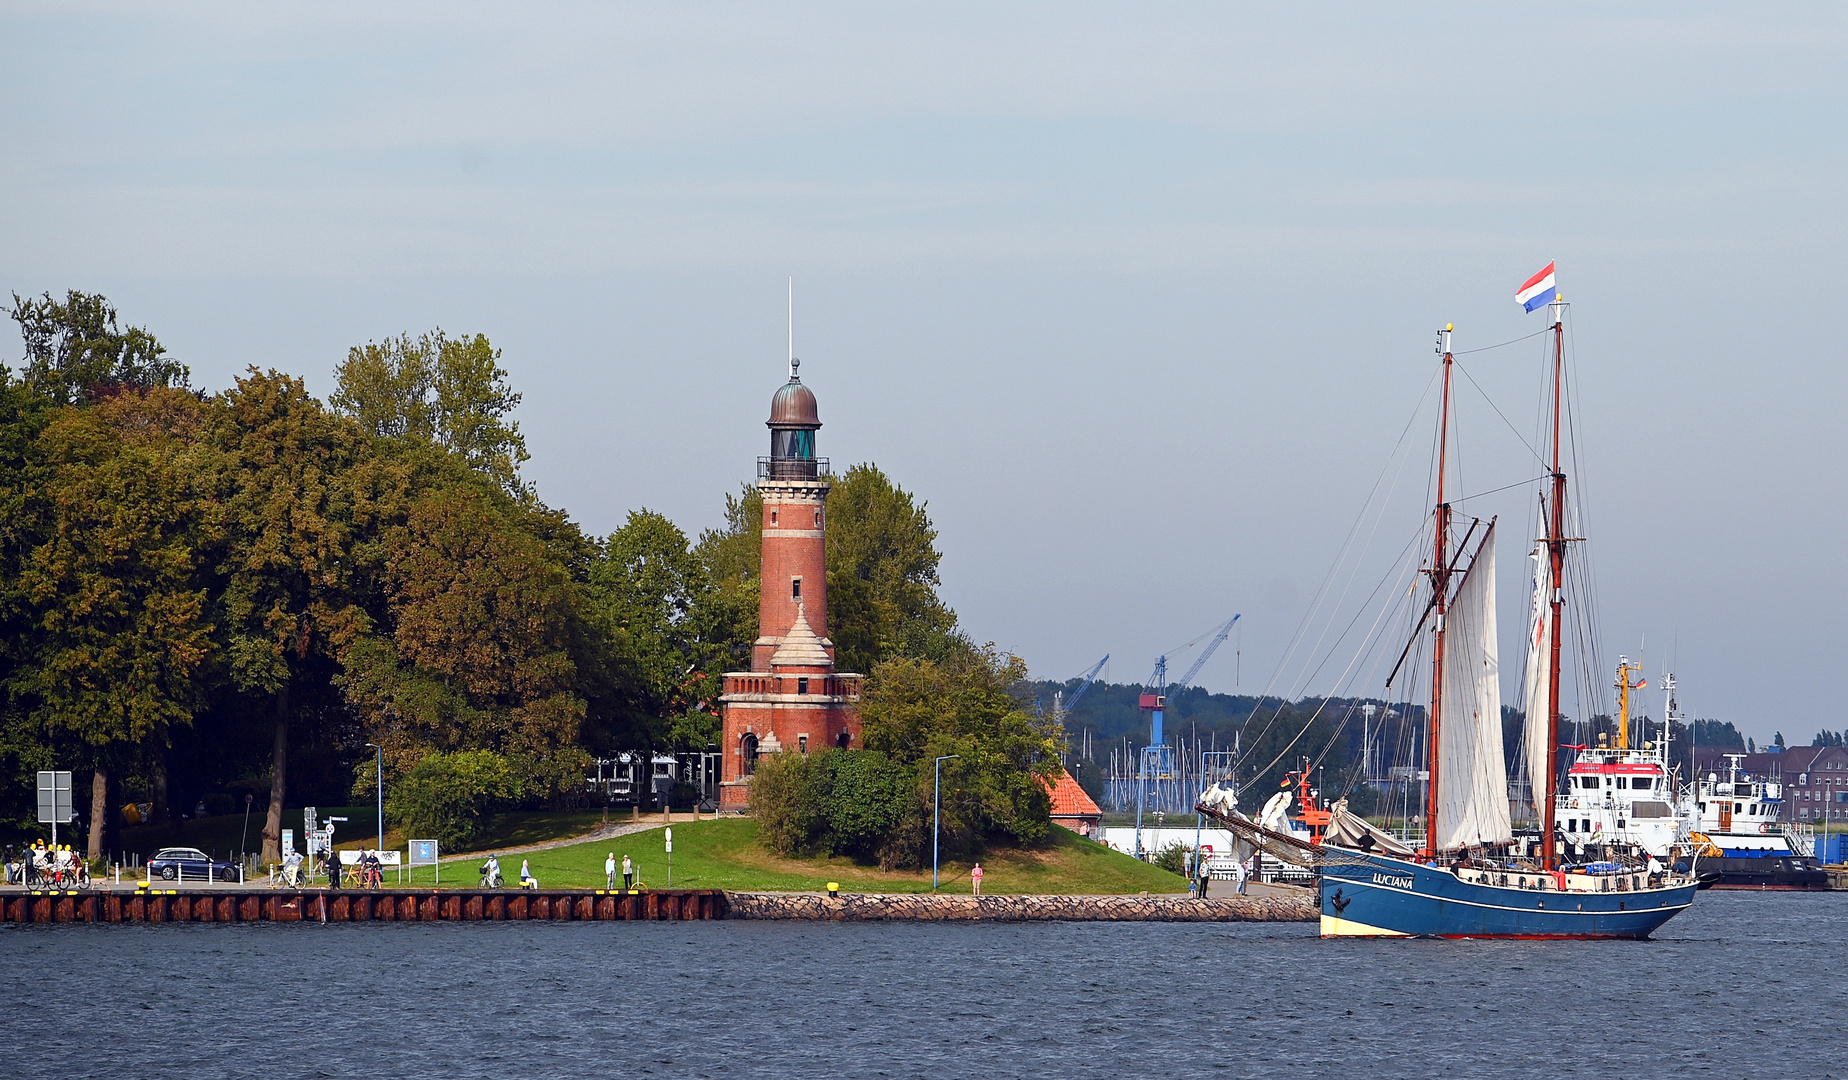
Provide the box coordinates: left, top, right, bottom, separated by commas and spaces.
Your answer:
408, 840, 439, 885
36, 771, 73, 849
665, 826, 673, 887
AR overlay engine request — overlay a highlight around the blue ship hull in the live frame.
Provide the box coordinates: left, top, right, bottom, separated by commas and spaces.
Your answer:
1318, 852, 1697, 939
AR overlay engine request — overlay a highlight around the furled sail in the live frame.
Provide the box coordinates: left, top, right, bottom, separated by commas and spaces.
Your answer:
1435, 521, 1513, 850
1521, 534, 1554, 816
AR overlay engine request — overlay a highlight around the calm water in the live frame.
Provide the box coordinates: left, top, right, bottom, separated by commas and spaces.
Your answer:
5, 890, 1841, 1079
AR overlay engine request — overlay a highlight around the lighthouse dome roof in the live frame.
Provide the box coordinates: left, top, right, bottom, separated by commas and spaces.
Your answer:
768, 371, 820, 428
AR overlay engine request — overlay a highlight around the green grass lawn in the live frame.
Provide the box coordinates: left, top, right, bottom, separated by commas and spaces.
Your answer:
475, 818, 1189, 895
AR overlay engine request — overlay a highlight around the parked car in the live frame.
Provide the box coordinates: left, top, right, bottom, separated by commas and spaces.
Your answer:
148, 847, 240, 882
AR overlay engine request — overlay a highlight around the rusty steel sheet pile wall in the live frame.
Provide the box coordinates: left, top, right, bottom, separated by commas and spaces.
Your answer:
1, 889, 729, 924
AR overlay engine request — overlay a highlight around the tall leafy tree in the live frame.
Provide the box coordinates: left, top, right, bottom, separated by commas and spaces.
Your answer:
825, 464, 958, 672
11, 388, 216, 857
332, 330, 528, 494
847, 646, 1062, 866
208, 369, 371, 864
339, 483, 588, 796
587, 509, 751, 753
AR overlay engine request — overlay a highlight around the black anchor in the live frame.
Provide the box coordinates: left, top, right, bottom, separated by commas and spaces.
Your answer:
1329, 888, 1351, 914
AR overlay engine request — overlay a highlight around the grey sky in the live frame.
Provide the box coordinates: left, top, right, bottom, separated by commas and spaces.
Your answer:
3, 4, 1843, 740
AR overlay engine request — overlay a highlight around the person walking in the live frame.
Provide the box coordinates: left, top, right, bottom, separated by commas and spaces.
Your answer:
327, 851, 342, 890
1196, 851, 1211, 898
605, 853, 617, 890
621, 854, 634, 889
1233, 855, 1249, 895
970, 863, 983, 896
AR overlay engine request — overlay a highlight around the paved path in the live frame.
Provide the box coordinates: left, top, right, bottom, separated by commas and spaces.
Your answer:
439, 816, 675, 864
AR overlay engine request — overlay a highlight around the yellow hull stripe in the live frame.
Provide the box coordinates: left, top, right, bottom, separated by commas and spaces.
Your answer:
1320, 913, 1411, 938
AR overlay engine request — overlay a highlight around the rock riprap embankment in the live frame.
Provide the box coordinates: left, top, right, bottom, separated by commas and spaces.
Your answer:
724, 891, 1315, 922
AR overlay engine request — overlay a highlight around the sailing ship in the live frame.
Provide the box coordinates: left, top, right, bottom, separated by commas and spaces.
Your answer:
1202, 290, 1699, 938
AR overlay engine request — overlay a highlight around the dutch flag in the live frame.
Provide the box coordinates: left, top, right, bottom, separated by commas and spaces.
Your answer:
1516, 262, 1558, 313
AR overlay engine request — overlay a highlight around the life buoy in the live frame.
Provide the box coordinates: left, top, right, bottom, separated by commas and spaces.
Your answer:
1759, 823, 1770, 834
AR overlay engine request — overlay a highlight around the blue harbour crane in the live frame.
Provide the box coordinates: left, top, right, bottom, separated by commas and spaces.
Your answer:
1134, 614, 1239, 856
1053, 654, 1109, 725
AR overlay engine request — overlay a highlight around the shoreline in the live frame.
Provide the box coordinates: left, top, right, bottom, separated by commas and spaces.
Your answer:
1, 885, 1315, 924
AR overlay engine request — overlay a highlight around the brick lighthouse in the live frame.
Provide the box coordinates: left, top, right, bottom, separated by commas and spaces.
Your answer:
717, 358, 862, 812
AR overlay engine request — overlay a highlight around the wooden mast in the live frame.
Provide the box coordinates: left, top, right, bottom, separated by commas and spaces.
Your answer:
1541, 298, 1567, 870
1425, 324, 1455, 857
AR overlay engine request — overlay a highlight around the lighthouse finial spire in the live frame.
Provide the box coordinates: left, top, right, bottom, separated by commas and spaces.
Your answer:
788, 277, 796, 380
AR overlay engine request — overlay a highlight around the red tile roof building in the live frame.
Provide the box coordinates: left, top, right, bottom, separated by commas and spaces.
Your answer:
1042, 767, 1103, 835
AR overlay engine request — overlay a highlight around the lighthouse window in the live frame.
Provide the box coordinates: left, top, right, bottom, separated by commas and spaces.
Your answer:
797, 677, 809, 695
742, 733, 760, 775
772, 428, 816, 459
792, 577, 802, 600
771, 509, 778, 525
814, 509, 823, 528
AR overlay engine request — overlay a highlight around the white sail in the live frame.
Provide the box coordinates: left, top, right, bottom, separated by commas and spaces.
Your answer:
1521, 537, 1554, 817
1435, 521, 1513, 850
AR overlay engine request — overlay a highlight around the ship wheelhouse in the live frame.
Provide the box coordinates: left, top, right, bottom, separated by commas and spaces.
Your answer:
1551, 736, 1680, 858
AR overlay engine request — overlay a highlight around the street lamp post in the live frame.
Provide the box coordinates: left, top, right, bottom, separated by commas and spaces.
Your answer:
933, 755, 960, 891
365, 743, 383, 854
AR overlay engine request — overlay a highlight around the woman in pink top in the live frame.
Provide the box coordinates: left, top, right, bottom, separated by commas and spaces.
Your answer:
970, 863, 983, 896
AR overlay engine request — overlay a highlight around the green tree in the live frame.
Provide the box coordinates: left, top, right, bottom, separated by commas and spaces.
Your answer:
383, 749, 521, 851
8, 291, 188, 404
339, 483, 588, 796
12, 388, 217, 857
587, 509, 753, 754
825, 464, 958, 672
851, 646, 1062, 866
208, 369, 372, 864
751, 748, 913, 864
331, 330, 528, 494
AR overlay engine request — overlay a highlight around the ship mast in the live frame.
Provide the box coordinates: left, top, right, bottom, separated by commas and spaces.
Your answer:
1424, 324, 1456, 857
1541, 296, 1567, 870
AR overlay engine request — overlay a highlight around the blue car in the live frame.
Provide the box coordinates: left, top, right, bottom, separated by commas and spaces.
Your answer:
148, 847, 240, 883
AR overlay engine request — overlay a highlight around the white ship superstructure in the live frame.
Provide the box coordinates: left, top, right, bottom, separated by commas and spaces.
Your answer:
1550, 662, 1679, 859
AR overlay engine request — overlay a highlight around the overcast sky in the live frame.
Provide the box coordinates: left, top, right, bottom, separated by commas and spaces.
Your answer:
4, 4, 1843, 740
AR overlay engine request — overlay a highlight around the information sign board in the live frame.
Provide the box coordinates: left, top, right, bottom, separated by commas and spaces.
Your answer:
36, 771, 73, 824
